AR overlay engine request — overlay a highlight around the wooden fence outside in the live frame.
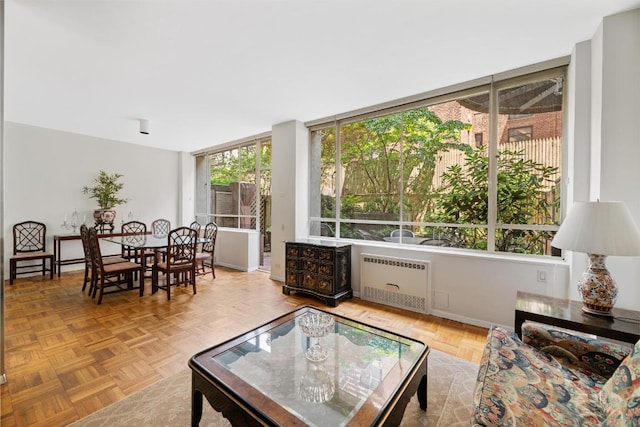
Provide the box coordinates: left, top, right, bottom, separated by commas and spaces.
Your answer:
431, 137, 561, 190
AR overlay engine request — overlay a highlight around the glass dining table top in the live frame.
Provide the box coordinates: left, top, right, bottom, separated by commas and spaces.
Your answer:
102, 235, 169, 249
189, 306, 428, 427
102, 235, 206, 249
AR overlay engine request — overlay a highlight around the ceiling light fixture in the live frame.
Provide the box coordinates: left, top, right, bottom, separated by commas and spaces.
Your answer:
139, 119, 149, 135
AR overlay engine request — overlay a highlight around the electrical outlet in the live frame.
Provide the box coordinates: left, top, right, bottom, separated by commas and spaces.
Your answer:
537, 270, 547, 283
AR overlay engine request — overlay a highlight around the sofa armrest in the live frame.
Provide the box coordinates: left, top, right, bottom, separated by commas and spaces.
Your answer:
522, 321, 631, 379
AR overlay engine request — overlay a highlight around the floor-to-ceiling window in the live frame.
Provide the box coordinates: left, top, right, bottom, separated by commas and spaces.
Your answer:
198, 135, 272, 269
309, 67, 565, 256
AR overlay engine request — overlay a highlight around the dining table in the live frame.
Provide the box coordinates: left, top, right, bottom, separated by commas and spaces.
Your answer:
101, 234, 208, 291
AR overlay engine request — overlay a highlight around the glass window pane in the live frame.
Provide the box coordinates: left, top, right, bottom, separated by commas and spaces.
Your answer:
421, 96, 491, 232
209, 144, 258, 230
309, 220, 336, 237
310, 128, 336, 237
418, 225, 487, 250
260, 140, 272, 245
496, 76, 562, 227
340, 115, 402, 222
340, 222, 389, 242
495, 228, 558, 256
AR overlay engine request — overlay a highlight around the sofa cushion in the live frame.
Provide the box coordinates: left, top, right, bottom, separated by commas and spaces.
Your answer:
473, 326, 608, 426
600, 339, 640, 418
601, 385, 640, 427
522, 322, 631, 381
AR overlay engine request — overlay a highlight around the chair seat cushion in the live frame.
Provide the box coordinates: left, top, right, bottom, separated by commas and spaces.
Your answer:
11, 251, 53, 261
103, 261, 141, 274
473, 326, 607, 427
155, 260, 193, 271
195, 252, 212, 261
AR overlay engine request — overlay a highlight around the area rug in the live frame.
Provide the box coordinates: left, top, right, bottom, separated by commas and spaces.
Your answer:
69, 349, 478, 426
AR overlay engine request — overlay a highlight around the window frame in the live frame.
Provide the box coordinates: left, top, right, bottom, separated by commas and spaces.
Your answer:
203, 135, 272, 232
308, 66, 567, 257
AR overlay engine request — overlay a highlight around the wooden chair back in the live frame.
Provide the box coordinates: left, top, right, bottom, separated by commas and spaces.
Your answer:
80, 224, 92, 263
201, 222, 218, 254
10, 220, 54, 285
122, 220, 147, 235
13, 221, 47, 254
166, 227, 197, 268
190, 221, 202, 237
151, 219, 171, 237
87, 228, 105, 273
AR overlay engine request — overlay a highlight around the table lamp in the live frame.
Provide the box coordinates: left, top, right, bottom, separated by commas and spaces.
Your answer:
551, 201, 640, 317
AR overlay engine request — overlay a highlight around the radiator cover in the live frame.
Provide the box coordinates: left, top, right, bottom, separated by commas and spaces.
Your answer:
360, 254, 430, 314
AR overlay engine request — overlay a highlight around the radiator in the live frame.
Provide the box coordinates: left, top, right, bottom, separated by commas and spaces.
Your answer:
360, 254, 430, 314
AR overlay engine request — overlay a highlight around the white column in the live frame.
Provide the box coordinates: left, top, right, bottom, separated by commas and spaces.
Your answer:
270, 120, 309, 281
591, 8, 640, 309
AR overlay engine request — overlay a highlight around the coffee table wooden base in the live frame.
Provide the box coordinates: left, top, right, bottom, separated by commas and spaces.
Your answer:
192, 370, 266, 426
191, 367, 427, 427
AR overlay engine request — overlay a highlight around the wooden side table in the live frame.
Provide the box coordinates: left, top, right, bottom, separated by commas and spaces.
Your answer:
515, 291, 640, 345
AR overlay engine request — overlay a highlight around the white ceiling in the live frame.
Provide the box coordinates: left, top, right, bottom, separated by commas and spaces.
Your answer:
6, 0, 640, 153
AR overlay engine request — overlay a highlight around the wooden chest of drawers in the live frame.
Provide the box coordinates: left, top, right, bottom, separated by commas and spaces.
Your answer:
283, 240, 352, 306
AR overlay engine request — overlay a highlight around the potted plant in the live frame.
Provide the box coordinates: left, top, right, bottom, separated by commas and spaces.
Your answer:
83, 170, 129, 230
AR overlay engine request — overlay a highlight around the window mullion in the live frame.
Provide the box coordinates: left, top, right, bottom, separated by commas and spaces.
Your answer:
399, 112, 405, 229
487, 79, 498, 252
335, 122, 342, 238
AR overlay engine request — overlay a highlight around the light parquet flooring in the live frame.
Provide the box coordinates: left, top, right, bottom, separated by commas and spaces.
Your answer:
1, 267, 488, 427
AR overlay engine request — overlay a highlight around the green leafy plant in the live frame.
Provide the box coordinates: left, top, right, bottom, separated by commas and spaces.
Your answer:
430, 148, 559, 253
83, 170, 129, 209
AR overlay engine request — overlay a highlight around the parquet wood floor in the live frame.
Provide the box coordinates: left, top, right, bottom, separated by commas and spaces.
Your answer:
1, 267, 488, 427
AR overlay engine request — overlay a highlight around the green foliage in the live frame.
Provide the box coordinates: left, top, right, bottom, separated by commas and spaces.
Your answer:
339, 107, 471, 220
82, 170, 128, 209
210, 146, 257, 185
430, 148, 559, 253
320, 194, 336, 218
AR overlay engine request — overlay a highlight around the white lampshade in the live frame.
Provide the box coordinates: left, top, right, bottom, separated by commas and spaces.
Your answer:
551, 201, 640, 256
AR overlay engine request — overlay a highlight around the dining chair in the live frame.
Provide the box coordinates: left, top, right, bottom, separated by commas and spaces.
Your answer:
151, 218, 171, 237
151, 218, 171, 265
152, 226, 197, 300
87, 227, 143, 304
189, 221, 202, 237
121, 220, 147, 262
195, 222, 218, 278
80, 224, 128, 293
9, 220, 54, 285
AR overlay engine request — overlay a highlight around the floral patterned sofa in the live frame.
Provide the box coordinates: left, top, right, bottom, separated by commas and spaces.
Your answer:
472, 322, 639, 426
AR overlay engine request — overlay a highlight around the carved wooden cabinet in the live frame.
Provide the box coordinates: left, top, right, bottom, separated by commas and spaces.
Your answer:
283, 240, 352, 306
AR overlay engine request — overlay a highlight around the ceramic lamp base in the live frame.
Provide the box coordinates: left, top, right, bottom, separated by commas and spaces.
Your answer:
578, 253, 617, 317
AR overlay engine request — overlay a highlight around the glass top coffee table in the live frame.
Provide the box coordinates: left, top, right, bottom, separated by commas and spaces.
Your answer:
189, 306, 429, 426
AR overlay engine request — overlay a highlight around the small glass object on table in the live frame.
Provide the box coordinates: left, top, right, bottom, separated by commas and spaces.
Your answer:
299, 312, 335, 362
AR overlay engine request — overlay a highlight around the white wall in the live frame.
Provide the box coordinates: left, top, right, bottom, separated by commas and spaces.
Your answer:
589, 9, 640, 308
216, 228, 260, 272
178, 151, 195, 226
3, 122, 181, 273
